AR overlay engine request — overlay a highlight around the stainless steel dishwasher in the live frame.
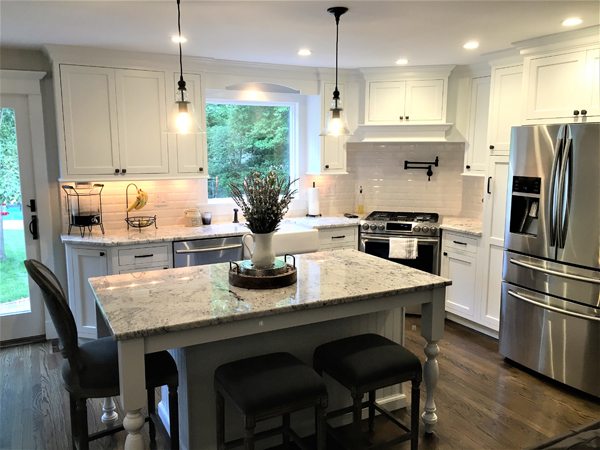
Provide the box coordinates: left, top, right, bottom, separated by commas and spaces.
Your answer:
173, 236, 244, 267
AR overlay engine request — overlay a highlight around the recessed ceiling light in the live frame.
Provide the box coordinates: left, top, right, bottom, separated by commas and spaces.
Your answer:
562, 17, 583, 27
463, 40, 479, 50
171, 35, 187, 44
395, 58, 409, 65
298, 48, 312, 56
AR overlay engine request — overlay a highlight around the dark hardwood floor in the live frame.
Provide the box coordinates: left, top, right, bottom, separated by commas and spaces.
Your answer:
1, 317, 598, 449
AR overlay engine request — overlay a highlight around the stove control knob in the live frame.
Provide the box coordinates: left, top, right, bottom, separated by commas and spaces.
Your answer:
413, 226, 421, 232
362, 223, 370, 231
422, 226, 430, 232
378, 224, 385, 231
370, 224, 377, 231
430, 226, 438, 233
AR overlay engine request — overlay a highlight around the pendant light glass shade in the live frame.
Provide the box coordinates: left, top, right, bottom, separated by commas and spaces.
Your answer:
172, 0, 200, 134
323, 6, 350, 137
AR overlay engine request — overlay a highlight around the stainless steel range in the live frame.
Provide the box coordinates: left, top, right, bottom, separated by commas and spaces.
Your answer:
359, 211, 441, 275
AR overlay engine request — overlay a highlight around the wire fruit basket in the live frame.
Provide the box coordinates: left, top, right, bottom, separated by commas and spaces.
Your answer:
125, 183, 157, 232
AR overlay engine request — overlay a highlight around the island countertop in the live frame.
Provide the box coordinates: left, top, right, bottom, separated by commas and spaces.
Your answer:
90, 249, 451, 341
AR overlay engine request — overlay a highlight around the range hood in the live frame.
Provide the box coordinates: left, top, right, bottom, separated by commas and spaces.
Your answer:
350, 123, 456, 143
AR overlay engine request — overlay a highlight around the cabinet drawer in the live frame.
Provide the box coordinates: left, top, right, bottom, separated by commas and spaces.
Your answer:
119, 265, 170, 274
319, 227, 358, 249
442, 232, 479, 254
117, 244, 170, 266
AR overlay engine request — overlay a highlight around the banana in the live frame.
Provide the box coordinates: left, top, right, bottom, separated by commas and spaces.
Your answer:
127, 189, 148, 212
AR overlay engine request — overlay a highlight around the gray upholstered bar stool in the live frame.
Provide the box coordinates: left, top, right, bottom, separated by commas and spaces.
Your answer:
313, 333, 422, 450
214, 352, 328, 450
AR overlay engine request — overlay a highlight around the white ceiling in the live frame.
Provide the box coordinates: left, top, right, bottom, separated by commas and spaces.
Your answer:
1, 1, 599, 68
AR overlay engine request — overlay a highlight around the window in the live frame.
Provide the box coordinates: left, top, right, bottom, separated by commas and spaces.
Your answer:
206, 99, 296, 199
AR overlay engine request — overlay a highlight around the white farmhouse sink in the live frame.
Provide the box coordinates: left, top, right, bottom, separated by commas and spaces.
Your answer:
242, 223, 319, 258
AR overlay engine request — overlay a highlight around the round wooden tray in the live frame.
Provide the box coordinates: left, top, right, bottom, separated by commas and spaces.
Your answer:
229, 255, 297, 290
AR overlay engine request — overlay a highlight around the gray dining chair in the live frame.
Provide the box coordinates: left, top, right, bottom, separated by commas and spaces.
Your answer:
24, 259, 180, 450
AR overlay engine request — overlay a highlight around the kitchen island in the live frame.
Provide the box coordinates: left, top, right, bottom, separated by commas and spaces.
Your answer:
90, 249, 450, 450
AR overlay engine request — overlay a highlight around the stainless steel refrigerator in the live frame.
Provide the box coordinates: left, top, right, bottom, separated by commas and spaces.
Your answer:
499, 123, 600, 397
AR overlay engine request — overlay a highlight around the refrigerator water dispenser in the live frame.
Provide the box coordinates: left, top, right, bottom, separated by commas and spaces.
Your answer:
509, 176, 540, 236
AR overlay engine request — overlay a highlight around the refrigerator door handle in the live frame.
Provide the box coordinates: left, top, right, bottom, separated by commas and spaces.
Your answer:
509, 257, 600, 285
548, 125, 565, 248
507, 289, 600, 322
557, 128, 573, 249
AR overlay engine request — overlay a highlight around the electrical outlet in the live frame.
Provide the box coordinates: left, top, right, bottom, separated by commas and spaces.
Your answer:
154, 192, 167, 208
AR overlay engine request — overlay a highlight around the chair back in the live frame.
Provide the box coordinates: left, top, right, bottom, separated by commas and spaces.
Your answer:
24, 259, 79, 363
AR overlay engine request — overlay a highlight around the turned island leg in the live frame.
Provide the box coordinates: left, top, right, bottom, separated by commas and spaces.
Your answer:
101, 397, 118, 424
419, 287, 445, 434
118, 338, 147, 450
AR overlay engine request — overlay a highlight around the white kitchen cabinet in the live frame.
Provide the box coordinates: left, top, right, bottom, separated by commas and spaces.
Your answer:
464, 76, 491, 174
478, 156, 510, 332
65, 245, 109, 339
441, 231, 480, 320
523, 46, 600, 122
60, 64, 170, 177
169, 73, 208, 176
365, 79, 446, 124
65, 242, 173, 338
318, 226, 358, 250
487, 64, 522, 156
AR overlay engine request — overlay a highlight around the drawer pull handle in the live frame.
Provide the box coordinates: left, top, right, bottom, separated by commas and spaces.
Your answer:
452, 241, 467, 245
331, 235, 346, 239
134, 254, 154, 258
507, 289, 600, 322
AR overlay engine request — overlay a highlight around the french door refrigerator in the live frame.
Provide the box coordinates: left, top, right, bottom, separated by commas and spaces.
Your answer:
500, 123, 599, 397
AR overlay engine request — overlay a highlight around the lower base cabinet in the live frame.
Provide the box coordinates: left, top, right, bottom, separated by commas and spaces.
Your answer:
65, 243, 172, 338
317, 226, 358, 250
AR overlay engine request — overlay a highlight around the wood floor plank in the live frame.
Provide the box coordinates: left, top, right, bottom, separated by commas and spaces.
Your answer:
1, 317, 598, 450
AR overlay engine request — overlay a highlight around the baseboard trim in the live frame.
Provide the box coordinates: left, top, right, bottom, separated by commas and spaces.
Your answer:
0, 334, 46, 349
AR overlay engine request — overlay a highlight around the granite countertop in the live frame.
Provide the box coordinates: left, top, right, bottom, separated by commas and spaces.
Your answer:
60, 216, 361, 246
90, 249, 451, 340
440, 217, 483, 237
289, 215, 362, 229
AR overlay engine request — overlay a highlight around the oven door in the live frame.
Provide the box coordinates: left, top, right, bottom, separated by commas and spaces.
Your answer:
359, 234, 440, 275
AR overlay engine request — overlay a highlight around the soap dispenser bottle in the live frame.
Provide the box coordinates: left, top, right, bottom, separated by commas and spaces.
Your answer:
356, 186, 365, 215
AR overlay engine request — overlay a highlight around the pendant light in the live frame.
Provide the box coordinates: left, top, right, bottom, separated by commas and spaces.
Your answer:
324, 6, 350, 137
173, 0, 197, 134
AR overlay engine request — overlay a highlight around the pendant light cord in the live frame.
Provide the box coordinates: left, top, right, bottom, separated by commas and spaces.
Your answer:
177, 0, 186, 102
334, 13, 339, 96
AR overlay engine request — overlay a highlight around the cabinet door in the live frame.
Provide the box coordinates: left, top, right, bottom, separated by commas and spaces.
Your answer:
172, 73, 208, 174
321, 135, 346, 172
488, 65, 522, 155
404, 79, 445, 122
67, 247, 108, 339
366, 81, 405, 123
584, 48, 600, 117
524, 50, 587, 120
116, 69, 169, 174
60, 65, 120, 175
479, 156, 509, 331
442, 250, 477, 319
465, 76, 490, 173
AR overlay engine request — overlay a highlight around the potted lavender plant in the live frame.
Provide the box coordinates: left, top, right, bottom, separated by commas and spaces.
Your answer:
230, 171, 297, 268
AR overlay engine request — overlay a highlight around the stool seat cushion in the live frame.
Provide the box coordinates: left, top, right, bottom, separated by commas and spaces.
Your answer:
62, 337, 178, 395
314, 334, 422, 389
215, 352, 327, 416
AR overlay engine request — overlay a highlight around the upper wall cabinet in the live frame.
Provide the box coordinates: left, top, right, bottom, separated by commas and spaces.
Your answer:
523, 46, 599, 122
365, 79, 446, 124
464, 76, 491, 174
487, 64, 523, 156
60, 64, 169, 178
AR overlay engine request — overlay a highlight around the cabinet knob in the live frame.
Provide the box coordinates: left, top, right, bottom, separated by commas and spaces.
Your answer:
581, 109, 587, 116
573, 110, 580, 116
466, 165, 471, 170
405, 115, 409, 120
399, 116, 404, 120
199, 167, 204, 172
443, 252, 448, 256
489, 145, 495, 150
114, 168, 120, 174
324, 164, 329, 169
99, 251, 105, 256
121, 168, 127, 174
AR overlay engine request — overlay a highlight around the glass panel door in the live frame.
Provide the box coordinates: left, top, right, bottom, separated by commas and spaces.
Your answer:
0, 95, 44, 342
